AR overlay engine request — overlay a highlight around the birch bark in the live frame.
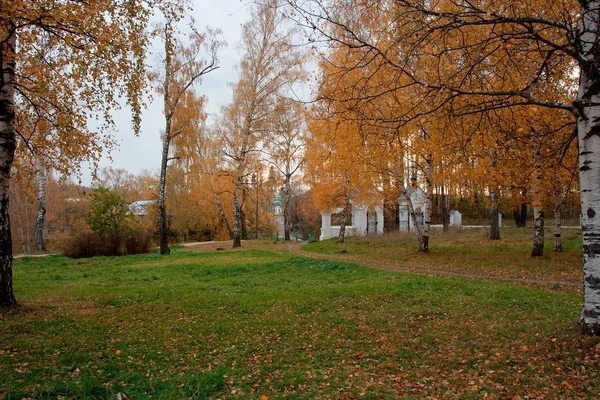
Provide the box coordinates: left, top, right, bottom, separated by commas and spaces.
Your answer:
423, 157, 433, 249
577, 1, 600, 335
530, 135, 544, 257
337, 196, 351, 244
159, 119, 171, 255
405, 186, 429, 252
34, 165, 46, 252
212, 187, 233, 239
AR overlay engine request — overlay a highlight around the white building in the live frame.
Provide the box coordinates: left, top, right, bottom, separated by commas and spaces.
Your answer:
272, 192, 285, 238
319, 199, 384, 241
129, 200, 156, 217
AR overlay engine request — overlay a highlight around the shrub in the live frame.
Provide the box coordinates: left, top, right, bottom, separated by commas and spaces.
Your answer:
61, 231, 114, 259
123, 229, 154, 255
60, 186, 156, 258
87, 186, 132, 245
61, 229, 154, 259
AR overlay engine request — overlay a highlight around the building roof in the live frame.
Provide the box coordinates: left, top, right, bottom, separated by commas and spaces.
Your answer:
129, 200, 156, 216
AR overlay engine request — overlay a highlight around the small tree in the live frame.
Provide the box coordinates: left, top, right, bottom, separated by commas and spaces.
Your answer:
87, 187, 131, 253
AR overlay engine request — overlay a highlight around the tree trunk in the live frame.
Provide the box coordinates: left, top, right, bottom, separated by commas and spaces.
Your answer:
489, 152, 501, 240
531, 129, 544, 257
441, 185, 449, 232
513, 202, 528, 228
255, 176, 259, 239
406, 187, 429, 252
158, 118, 171, 255
232, 184, 242, 248
240, 207, 248, 240
512, 188, 528, 228
212, 187, 233, 239
423, 156, 433, 247
13, 192, 27, 254
513, 206, 521, 227
240, 185, 248, 240
0, 33, 17, 307
577, 2, 600, 334
531, 207, 545, 257
490, 189, 501, 240
337, 196, 351, 244
553, 178, 563, 252
283, 175, 291, 240
34, 165, 46, 252
159, 25, 173, 256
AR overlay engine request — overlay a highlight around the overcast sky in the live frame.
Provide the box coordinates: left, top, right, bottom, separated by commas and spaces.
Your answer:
80, 1, 252, 185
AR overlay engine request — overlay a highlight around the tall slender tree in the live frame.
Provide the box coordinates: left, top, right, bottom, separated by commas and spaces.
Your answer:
264, 98, 305, 240
156, 20, 221, 254
217, 0, 303, 248
33, 160, 46, 251
0, 0, 184, 307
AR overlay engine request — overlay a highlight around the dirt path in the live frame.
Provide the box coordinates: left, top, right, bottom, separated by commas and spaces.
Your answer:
277, 242, 581, 290
14, 253, 59, 259
181, 240, 582, 291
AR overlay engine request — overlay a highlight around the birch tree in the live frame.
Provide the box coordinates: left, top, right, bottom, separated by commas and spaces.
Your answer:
264, 98, 305, 240
0, 0, 184, 307
288, 0, 600, 335
156, 21, 221, 254
34, 161, 46, 251
218, 0, 303, 248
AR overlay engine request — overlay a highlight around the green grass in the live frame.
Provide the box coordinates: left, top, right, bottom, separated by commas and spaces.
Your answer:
1, 247, 599, 399
301, 227, 583, 285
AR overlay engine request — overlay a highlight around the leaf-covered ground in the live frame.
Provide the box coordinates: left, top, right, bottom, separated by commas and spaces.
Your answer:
294, 227, 584, 290
1, 243, 598, 399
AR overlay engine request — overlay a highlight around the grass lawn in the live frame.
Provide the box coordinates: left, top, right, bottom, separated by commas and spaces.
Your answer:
1, 239, 599, 399
297, 227, 584, 287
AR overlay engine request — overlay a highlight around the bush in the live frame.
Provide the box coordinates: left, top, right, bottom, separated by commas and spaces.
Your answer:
61, 231, 114, 258
123, 229, 154, 255
61, 229, 154, 259
87, 186, 131, 244
59, 186, 156, 258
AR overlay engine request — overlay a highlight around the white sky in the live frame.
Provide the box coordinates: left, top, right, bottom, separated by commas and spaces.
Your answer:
80, 1, 252, 185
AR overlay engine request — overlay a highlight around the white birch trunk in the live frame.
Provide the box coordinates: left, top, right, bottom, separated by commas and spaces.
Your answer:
577, 1, 600, 335
23, 196, 31, 254
34, 165, 46, 251
423, 156, 433, 251
159, 27, 172, 256
337, 196, 351, 244
530, 128, 544, 257
158, 120, 171, 255
405, 186, 429, 252
213, 187, 233, 239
